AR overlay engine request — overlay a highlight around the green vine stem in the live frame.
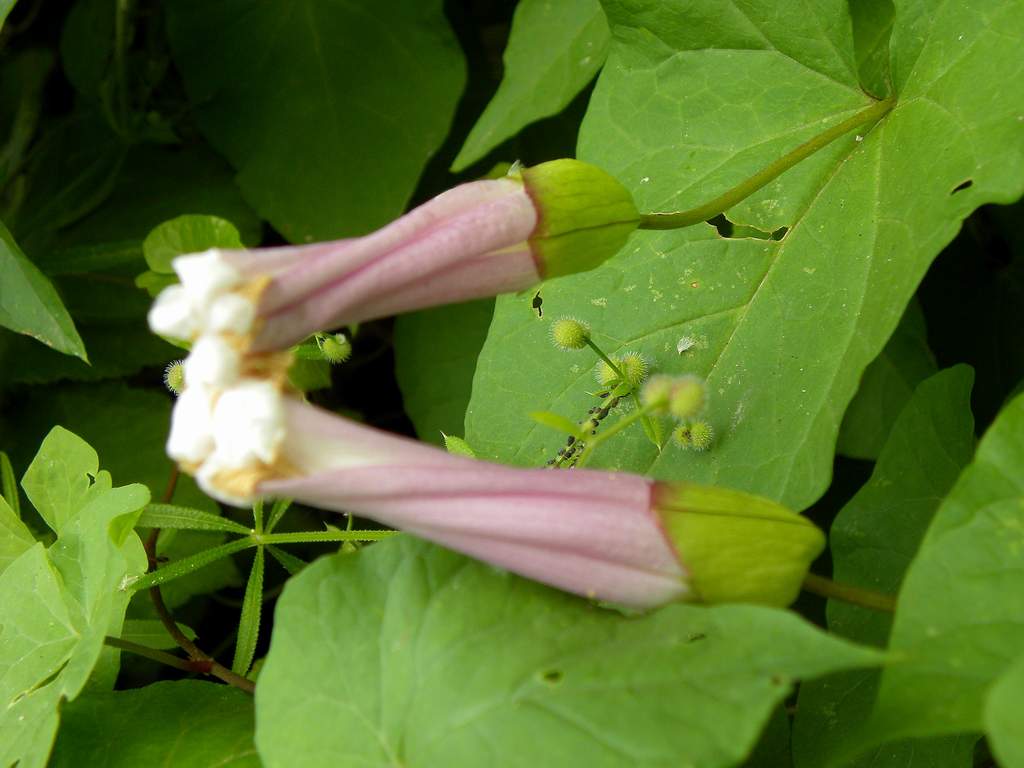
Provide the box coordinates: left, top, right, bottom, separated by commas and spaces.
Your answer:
638, 96, 895, 230
576, 400, 661, 467
104, 635, 206, 674
801, 572, 896, 613
584, 338, 658, 448
142, 467, 257, 694
254, 530, 396, 546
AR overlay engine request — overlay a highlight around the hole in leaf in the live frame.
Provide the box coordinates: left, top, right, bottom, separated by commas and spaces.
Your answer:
541, 669, 563, 685
951, 179, 973, 194
707, 214, 787, 240
707, 214, 735, 237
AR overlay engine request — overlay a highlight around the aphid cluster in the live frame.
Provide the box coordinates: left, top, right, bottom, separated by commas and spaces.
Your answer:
548, 391, 623, 468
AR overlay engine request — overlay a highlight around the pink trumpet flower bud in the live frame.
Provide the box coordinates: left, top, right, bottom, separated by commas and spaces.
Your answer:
176, 383, 823, 609
147, 160, 639, 352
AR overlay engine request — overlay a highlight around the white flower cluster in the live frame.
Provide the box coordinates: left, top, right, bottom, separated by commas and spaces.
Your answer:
148, 249, 285, 504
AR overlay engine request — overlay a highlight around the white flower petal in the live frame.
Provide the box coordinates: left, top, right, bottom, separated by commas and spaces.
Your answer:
173, 249, 242, 304
184, 336, 240, 388
208, 293, 256, 335
167, 386, 215, 463
148, 285, 198, 338
211, 379, 285, 468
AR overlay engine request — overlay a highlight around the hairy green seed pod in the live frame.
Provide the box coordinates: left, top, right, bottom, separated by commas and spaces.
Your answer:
596, 351, 649, 388
318, 333, 352, 364
550, 318, 591, 350
668, 375, 706, 420
164, 360, 185, 395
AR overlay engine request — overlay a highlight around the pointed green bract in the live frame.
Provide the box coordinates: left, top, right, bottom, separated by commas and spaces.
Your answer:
522, 159, 639, 278
655, 483, 824, 606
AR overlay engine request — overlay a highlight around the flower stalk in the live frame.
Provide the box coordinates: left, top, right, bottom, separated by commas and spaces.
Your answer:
638, 96, 895, 230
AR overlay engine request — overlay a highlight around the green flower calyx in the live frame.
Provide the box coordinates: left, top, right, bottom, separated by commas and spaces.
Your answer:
520, 159, 640, 279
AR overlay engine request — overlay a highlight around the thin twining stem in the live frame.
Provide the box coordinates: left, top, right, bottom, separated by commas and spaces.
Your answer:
104, 636, 204, 674
584, 338, 658, 449
144, 466, 256, 694
802, 572, 896, 613
638, 96, 895, 230
576, 401, 661, 467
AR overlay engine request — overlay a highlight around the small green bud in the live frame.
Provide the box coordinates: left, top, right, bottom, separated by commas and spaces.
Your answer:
655, 482, 825, 606
521, 159, 640, 279
550, 317, 591, 350
674, 421, 714, 451
163, 360, 185, 395
442, 433, 477, 459
596, 351, 648, 388
688, 421, 713, 450
641, 375, 674, 409
318, 333, 352, 364
668, 375, 706, 420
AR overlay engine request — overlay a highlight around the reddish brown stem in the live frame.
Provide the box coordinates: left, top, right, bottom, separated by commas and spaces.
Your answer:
143, 466, 256, 694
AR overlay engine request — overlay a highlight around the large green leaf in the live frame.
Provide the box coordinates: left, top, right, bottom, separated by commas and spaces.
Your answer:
50, 680, 259, 767
0, 0, 16, 32
0, 220, 86, 360
256, 537, 881, 768
0, 477, 148, 768
142, 214, 242, 274
465, 0, 1024, 510
5, 384, 242, 608
8, 110, 127, 250
0, 493, 34, 576
0, 323, 178, 388
21, 425, 105, 533
792, 366, 976, 767
836, 300, 936, 460
985, 653, 1024, 768
849, 390, 1024, 751
394, 298, 494, 445
451, 0, 610, 171
165, 0, 466, 242
44, 141, 262, 259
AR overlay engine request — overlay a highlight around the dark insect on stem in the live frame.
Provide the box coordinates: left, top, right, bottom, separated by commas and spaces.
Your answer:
548, 396, 623, 468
